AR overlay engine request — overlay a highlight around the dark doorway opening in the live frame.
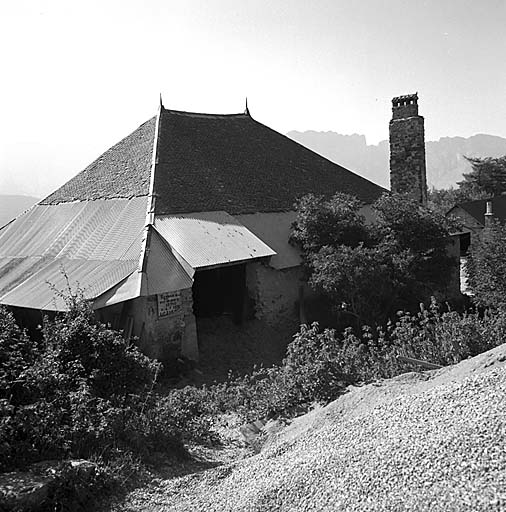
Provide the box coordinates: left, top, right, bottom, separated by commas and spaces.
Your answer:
459, 232, 471, 256
192, 264, 246, 323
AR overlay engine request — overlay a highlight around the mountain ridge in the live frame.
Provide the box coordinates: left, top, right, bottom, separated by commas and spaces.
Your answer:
287, 131, 506, 190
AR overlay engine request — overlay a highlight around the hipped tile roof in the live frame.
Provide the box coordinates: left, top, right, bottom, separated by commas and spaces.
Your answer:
41, 107, 385, 211
153, 109, 385, 214
42, 117, 156, 204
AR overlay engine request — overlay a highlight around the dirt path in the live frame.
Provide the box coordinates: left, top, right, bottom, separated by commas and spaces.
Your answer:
189, 316, 296, 385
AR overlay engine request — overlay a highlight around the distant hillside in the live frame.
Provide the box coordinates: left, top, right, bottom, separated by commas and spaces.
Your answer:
287, 132, 506, 190
0, 195, 39, 228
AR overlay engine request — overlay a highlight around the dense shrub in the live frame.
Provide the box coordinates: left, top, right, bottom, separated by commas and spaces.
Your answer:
209, 300, 506, 423
0, 299, 187, 473
466, 219, 506, 309
209, 326, 351, 422
150, 386, 217, 445
0, 307, 37, 401
2, 291, 506, 495
320, 299, 506, 384
291, 192, 457, 327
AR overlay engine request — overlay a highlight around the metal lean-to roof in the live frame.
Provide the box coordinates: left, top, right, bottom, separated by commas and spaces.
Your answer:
154, 211, 276, 270
0, 197, 147, 310
93, 228, 194, 309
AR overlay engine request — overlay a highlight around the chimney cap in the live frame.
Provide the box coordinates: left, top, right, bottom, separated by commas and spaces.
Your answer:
392, 93, 418, 107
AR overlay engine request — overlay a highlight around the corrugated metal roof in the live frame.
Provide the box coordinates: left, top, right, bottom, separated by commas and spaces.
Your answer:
93, 230, 194, 309
0, 198, 147, 310
235, 211, 301, 269
92, 271, 142, 310
1, 258, 138, 310
154, 211, 276, 270
0, 198, 147, 260
0, 257, 48, 297
94, 229, 195, 308
142, 229, 194, 295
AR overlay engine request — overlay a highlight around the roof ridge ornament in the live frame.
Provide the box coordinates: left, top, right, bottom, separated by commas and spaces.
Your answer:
159, 93, 164, 110
244, 97, 250, 116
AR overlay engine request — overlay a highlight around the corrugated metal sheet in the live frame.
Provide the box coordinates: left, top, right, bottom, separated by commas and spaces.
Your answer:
93, 230, 194, 308
0, 197, 147, 260
1, 258, 137, 310
0, 198, 147, 310
142, 229, 194, 295
92, 271, 141, 310
93, 229, 193, 309
154, 211, 276, 270
0, 257, 48, 297
235, 211, 301, 269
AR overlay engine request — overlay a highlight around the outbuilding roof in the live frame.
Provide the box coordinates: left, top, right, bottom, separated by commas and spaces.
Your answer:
447, 195, 506, 226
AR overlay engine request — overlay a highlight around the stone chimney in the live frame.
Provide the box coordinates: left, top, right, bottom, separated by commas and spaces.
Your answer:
389, 93, 427, 205
484, 200, 494, 234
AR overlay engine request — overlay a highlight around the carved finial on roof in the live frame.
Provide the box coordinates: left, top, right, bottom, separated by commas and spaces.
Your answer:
159, 93, 164, 109
245, 97, 250, 115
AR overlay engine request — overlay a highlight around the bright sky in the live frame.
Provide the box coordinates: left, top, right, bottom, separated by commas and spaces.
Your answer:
1, 0, 505, 197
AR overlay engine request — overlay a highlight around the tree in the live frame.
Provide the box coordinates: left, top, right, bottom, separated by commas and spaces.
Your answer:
290, 192, 370, 254
459, 155, 506, 196
465, 219, 506, 309
291, 192, 457, 327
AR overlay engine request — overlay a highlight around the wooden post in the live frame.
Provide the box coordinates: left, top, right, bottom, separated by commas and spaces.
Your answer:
397, 355, 442, 370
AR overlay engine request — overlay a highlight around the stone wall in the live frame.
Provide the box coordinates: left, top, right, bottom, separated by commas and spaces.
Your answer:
99, 288, 198, 363
246, 262, 303, 326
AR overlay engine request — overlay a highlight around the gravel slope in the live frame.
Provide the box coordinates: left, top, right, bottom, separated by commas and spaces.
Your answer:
119, 345, 506, 512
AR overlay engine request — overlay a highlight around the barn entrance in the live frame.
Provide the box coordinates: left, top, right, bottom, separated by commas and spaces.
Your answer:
192, 264, 246, 323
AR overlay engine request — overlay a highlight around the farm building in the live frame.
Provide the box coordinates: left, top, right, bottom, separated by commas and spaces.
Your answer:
446, 197, 505, 294
0, 102, 385, 362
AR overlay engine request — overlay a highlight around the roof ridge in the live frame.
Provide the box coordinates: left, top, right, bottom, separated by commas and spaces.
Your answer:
162, 107, 249, 119
137, 104, 164, 288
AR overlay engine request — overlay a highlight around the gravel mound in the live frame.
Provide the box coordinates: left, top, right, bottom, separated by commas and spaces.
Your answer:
122, 346, 506, 511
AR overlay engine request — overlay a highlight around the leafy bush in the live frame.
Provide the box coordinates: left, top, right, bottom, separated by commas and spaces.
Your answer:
291, 192, 457, 327
466, 219, 506, 309
0, 307, 37, 401
0, 298, 187, 472
38, 297, 158, 398
209, 326, 351, 422
150, 386, 217, 445
333, 299, 506, 383
209, 300, 506, 423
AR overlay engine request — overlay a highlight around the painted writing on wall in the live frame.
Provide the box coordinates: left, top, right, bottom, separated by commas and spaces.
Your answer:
157, 291, 182, 317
